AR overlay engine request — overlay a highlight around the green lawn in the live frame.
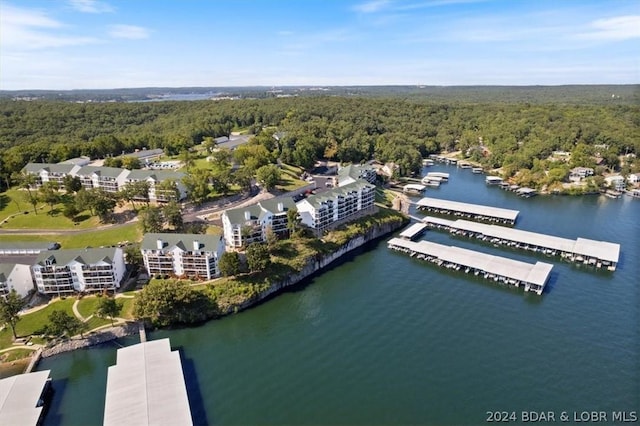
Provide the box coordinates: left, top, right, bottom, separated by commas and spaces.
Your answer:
16, 298, 76, 337
76, 296, 102, 319
0, 223, 141, 249
0, 188, 100, 230
84, 316, 112, 330
0, 348, 36, 362
119, 298, 136, 319
276, 164, 309, 191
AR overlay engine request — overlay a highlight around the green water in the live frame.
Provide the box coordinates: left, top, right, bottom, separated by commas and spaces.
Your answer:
38, 165, 640, 425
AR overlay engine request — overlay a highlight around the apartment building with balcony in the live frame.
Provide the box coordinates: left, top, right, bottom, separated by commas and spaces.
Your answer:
31, 248, 125, 295
21, 163, 81, 188
336, 164, 377, 187
296, 180, 376, 231
221, 196, 296, 248
141, 233, 225, 279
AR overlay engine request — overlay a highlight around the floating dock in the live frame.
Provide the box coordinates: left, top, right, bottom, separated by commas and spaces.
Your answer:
104, 339, 193, 426
399, 223, 427, 240
403, 183, 426, 194
0, 370, 52, 426
423, 216, 620, 271
388, 237, 553, 295
415, 197, 519, 225
486, 176, 503, 185
425, 172, 449, 181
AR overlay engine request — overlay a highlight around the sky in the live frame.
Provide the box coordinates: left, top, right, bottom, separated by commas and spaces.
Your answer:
1, 0, 638, 90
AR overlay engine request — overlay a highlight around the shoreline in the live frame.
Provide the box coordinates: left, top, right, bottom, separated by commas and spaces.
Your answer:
20, 215, 407, 362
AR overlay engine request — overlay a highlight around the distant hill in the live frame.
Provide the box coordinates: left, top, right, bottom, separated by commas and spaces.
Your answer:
0, 85, 638, 105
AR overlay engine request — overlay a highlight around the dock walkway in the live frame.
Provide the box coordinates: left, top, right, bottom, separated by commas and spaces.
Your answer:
104, 338, 192, 426
388, 237, 553, 295
414, 197, 519, 225
423, 216, 620, 271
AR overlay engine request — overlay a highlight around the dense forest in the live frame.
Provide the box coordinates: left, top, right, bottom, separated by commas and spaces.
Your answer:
1, 87, 639, 191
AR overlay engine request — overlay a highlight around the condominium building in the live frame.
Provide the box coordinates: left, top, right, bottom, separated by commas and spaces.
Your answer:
336, 164, 377, 187
21, 162, 186, 201
141, 233, 225, 279
21, 163, 81, 188
0, 263, 34, 299
221, 196, 296, 248
31, 248, 125, 295
124, 170, 186, 202
75, 166, 130, 193
296, 181, 376, 231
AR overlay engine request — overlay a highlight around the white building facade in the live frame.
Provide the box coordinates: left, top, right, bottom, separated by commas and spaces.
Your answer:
221, 196, 296, 248
141, 233, 225, 279
31, 248, 126, 295
296, 181, 376, 231
0, 263, 34, 299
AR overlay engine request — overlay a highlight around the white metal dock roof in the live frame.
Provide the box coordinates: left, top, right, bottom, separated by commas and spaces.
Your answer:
388, 237, 553, 286
422, 217, 620, 264
403, 183, 426, 192
0, 370, 50, 426
399, 223, 427, 239
104, 339, 192, 426
416, 197, 519, 222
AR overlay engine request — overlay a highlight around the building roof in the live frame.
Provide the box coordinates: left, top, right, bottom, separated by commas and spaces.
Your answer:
103, 339, 193, 426
258, 196, 296, 214
403, 184, 426, 192
399, 223, 427, 239
303, 180, 375, 209
388, 237, 553, 287
0, 370, 51, 426
59, 156, 91, 166
423, 217, 621, 263
22, 163, 78, 175
0, 263, 16, 282
123, 149, 164, 159
141, 233, 223, 252
76, 165, 128, 179
215, 135, 251, 150
34, 247, 119, 267
416, 197, 519, 222
224, 203, 264, 226
223, 196, 296, 226
125, 169, 184, 182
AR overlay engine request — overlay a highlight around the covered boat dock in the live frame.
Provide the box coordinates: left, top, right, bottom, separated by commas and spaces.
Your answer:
0, 370, 52, 426
388, 237, 553, 295
415, 197, 519, 225
104, 339, 193, 426
399, 223, 428, 240
422, 216, 620, 270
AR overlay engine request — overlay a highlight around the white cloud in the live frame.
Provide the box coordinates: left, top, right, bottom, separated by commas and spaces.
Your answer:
108, 25, 150, 39
575, 15, 640, 41
68, 0, 114, 14
0, 3, 98, 50
352, 0, 391, 13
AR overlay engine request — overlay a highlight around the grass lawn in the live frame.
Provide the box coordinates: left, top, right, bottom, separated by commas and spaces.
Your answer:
0, 188, 99, 230
76, 296, 102, 319
85, 316, 112, 330
277, 164, 309, 192
0, 348, 36, 362
0, 223, 141, 249
16, 298, 76, 337
119, 298, 136, 319
206, 225, 223, 235
0, 329, 14, 349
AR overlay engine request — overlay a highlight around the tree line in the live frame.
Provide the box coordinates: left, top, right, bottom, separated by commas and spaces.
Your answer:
1, 95, 638, 190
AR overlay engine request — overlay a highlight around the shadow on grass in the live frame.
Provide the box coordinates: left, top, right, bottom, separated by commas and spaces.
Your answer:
0, 194, 9, 211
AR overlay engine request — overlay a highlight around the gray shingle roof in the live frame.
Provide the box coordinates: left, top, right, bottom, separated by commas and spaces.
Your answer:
0, 263, 16, 282
304, 180, 374, 209
126, 169, 184, 182
22, 163, 78, 175
141, 233, 223, 252
34, 248, 119, 267
224, 204, 263, 225
77, 166, 128, 179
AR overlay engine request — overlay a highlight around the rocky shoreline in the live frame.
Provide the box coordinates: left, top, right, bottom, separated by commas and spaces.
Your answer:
41, 322, 141, 358
34, 217, 407, 359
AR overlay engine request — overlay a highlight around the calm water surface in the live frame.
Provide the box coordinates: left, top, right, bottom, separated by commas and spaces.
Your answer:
38, 165, 640, 425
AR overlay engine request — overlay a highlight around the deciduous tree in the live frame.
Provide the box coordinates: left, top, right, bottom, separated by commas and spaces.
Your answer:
0, 290, 24, 339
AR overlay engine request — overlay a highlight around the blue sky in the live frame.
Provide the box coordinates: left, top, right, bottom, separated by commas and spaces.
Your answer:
1, 0, 638, 89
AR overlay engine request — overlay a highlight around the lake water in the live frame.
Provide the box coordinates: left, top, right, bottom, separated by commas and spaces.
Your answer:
38, 164, 640, 425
